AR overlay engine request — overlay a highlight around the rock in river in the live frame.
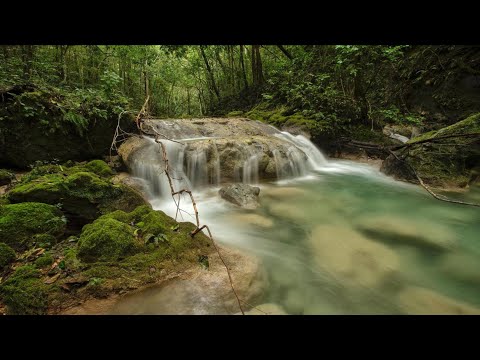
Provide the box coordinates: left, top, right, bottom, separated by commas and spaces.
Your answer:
219, 183, 261, 209
309, 225, 399, 288
397, 286, 480, 315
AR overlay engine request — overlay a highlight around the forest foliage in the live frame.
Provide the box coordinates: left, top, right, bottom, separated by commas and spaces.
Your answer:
2, 45, 480, 138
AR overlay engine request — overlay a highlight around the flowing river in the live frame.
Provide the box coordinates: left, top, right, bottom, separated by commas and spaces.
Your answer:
109, 125, 480, 314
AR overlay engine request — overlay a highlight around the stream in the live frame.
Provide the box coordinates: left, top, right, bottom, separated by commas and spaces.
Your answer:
109, 125, 480, 314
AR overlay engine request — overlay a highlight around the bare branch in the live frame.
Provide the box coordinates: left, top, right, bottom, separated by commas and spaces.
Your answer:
128, 97, 245, 315
387, 149, 480, 207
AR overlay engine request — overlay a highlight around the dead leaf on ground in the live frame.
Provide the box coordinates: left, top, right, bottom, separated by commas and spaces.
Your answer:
44, 273, 61, 284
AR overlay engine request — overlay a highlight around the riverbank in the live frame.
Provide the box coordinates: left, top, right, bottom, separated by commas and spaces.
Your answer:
61, 245, 266, 315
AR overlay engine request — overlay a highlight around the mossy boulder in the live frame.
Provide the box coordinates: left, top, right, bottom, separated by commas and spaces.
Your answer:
0, 242, 16, 269
85, 160, 114, 177
77, 217, 137, 262
7, 165, 147, 227
381, 113, 480, 188
0, 265, 48, 315
0, 202, 66, 250
77, 204, 210, 265
0, 169, 15, 186
34, 252, 54, 268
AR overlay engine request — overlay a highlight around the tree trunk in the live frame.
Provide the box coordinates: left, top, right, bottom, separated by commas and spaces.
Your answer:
239, 45, 248, 89
277, 45, 293, 60
251, 45, 264, 87
200, 46, 220, 100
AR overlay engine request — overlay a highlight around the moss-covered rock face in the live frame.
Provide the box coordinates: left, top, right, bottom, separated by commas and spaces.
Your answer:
0, 169, 15, 186
6, 162, 147, 227
0, 85, 134, 169
0, 204, 213, 314
0, 265, 48, 315
78, 218, 137, 262
34, 252, 54, 268
381, 113, 480, 188
0, 202, 66, 250
85, 160, 114, 177
0, 242, 16, 269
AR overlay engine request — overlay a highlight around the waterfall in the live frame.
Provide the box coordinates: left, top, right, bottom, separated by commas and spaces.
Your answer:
275, 132, 327, 169
130, 137, 192, 200
242, 146, 260, 184
128, 124, 329, 196
186, 148, 208, 189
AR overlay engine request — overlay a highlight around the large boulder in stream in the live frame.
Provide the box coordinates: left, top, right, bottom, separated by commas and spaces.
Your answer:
219, 183, 260, 209
381, 113, 480, 188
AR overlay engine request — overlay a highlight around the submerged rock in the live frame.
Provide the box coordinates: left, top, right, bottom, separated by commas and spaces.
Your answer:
438, 251, 480, 285
309, 225, 399, 288
228, 213, 274, 228
356, 215, 457, 251
237, 303, 287, 315
262, 186, 306, 199
381, 113, 480, 188
219, 183, 261, 209
268, 202, 308, 223
397, 286, 480, 315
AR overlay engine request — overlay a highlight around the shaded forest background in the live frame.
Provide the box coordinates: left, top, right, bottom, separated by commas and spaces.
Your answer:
1, 45, 480, 167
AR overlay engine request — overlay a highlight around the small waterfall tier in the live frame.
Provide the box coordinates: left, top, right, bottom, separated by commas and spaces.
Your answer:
118, 118, 328, 198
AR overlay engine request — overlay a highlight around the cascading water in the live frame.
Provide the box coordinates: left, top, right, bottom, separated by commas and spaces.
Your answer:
129, 122, 330, 197
130, 137, 192, 200
275, 132, 327, 170
186, 148, 208, 189
242, 145, 260, 184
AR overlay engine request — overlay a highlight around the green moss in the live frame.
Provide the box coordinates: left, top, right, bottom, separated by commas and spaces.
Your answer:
33, 233, 57, 248
0, 202, 66, 249
104, 209, 131, 223
0, 265, 48, 315
34, 252, 54, 268
104, 204, 152, 224
0, 242, 16, 269
77, 217, 136, 262
138, 211, 168, 236
8, 167, 147, 224
85, 160, 113, 177
99, 184, 147, 215
82, 264, 124, 279
226, 111, 244, 117
64, 172, 114, 200
63, 248, 81, 271
0, 169, 15, 186
386, 113, 480, 187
